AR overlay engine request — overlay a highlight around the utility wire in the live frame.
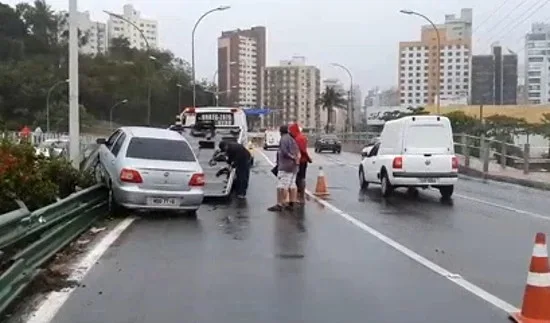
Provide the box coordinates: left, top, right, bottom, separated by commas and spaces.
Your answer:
486, 0, 550, 45
472, 0, 513, 34
474, 0, 531, 45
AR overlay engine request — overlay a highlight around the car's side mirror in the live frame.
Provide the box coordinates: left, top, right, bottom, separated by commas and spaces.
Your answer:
96, 138, 106, 145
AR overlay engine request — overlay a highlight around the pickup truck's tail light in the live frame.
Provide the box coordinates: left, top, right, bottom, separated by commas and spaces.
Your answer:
189, 173, 205, 187
392, 156, 403, 169
120, 168, 143, 183
452, 156, 458, 169
230, 108, 239, 113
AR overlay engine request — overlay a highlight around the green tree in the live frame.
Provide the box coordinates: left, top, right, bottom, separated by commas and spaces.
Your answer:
317, 86, 347, 133
443, 110, 480, 134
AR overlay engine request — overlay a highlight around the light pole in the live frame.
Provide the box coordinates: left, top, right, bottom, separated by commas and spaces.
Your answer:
68, 0, 79, 168
400, 9, 441, 114
192, 5, 231, 108
331, 63, 354, 132
46, 79, 69, 133
110, 99, 128, 131
104, 10, 154, 124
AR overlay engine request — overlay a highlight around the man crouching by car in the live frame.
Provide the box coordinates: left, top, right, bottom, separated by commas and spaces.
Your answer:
218, 141, 251, 199
288, 122, 312, 204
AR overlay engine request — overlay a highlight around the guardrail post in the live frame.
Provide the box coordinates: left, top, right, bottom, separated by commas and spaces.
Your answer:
460, 134, 470, 167
500, 141, 507, 168
523, 143, 530, 175
481, 135, 489, 176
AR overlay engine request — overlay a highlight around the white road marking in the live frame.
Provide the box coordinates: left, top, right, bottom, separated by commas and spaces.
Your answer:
309, 150, 550, 222
25, 217, 136, 323
258, 150, 519, 314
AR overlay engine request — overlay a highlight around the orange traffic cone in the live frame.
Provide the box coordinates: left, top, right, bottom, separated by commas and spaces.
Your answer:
510, 232, 550, 323
313, 166, 330, 198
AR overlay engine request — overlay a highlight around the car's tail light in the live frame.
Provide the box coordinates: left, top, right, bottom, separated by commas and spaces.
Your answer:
392, 156, 403, 169
452, 156, 458, 169
189, 173, 205, 187
120, 168, 143, 183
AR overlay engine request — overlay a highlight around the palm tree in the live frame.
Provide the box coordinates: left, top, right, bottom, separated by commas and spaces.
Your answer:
317, 86, 346, 133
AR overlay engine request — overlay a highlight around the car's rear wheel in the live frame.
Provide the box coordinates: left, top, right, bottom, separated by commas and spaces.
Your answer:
108, 182, 125, 216
439, 185, 454, 200
358, 167, 368, 190
380, 172, 393, 198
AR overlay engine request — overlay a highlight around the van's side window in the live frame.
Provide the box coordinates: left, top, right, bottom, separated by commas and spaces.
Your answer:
368, 143, 380, 157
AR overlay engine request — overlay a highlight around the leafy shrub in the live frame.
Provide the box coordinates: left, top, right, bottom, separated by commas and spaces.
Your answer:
0, 139, 95, 213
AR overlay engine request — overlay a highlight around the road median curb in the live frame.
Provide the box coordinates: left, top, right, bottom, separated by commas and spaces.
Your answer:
458, 165, 550, 191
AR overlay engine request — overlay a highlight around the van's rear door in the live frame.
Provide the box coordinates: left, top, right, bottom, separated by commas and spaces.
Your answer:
402, 123, 455, 176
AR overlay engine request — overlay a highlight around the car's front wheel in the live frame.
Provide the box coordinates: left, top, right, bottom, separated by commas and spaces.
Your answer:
358, 166, 368, 190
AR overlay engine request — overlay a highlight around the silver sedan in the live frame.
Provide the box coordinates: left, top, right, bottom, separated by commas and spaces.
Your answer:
96, 127, 205, 215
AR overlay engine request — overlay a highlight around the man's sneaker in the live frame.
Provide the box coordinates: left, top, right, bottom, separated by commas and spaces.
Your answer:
267, 204, 283, 212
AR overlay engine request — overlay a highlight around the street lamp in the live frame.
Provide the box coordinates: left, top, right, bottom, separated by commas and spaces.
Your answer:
400, 9, 441, 114
104, 10, 154, 124
110, 99, 129, 131
331, 63, 354, 133
192, 5, 231, 107
46, 79, 69, 133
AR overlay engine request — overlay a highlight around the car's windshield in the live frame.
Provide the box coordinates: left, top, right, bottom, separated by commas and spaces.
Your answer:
126, 137, 196, 162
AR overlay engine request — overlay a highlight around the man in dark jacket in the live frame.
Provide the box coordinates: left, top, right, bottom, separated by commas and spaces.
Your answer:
219, 141, 251, 199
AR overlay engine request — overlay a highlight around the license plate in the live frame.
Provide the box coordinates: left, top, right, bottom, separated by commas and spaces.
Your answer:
419, 178, 437, 184
147, 197, 179, 206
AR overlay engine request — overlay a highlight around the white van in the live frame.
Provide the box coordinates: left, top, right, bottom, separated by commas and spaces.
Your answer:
358, 115, 458, 199
180, 106, 248, 143
263, 130, 281, 150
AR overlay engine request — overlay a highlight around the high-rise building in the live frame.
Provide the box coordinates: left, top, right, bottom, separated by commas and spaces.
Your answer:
322, 78, 345, 93
471, 45, 517, 105
525, 23, 550, 104
59, 11, 107, 55
217, 26, 266, 108
398, 8, 472, 108
263, 56, 320, 130
107, 4, 158, 50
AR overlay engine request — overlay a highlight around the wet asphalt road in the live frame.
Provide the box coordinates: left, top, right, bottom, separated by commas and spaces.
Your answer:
43, 149, 543, 323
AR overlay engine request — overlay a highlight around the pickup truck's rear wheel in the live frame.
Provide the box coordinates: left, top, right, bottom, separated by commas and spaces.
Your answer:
358, 167, 368, 190
439, 185, 454, 200
380, 172, 393, 198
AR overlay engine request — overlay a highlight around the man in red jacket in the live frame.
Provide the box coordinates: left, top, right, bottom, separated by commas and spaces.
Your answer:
288, 123, 312, 204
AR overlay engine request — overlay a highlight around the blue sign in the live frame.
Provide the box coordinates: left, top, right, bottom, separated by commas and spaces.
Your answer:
243, 108, 272, 116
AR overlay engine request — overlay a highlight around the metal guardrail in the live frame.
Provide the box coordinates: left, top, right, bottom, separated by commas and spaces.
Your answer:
0, 184, 108, 314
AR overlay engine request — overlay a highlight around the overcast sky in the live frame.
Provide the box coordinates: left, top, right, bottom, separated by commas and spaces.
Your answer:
4, 0, 548, 93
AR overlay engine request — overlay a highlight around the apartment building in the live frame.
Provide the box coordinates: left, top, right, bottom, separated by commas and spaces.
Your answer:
471, 45, 517, 105
59, 11, 107, 55
263, 56, 320, 130
217, 26, 266, 108
398, 8, 472, 108
107, 4, 158, 50
525, 23, 550, 104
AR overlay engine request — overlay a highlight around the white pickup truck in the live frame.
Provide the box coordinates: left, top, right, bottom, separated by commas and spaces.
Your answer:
358, 115, 458, 199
